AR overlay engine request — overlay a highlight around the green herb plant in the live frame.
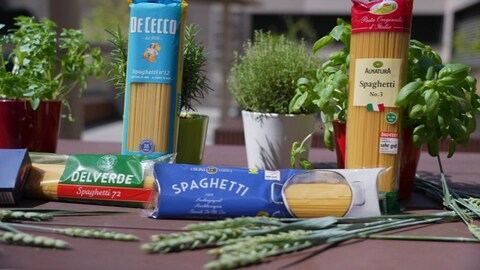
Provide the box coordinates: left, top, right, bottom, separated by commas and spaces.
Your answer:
395, 42, 479, 157
227, 31, 319, 114
289, 19, 350, 168
180, 24, 213, 118
106, 26, 128, 97
0, 16, 105, 118
290, 19, 480, 169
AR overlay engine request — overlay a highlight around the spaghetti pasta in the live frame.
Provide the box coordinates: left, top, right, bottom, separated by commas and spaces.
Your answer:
23, 153, 171, 208
284, 183, 352, 217
122, 0, 188, 158
125, 83, 172, 153
346, 0, 413, 209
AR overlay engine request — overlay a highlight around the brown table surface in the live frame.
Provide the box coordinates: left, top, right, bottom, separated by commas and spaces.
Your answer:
2, 139, 480, 270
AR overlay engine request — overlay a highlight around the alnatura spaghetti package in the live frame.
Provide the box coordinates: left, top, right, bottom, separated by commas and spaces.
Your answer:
150, 164, 306, 219
346, 0, 413, 211
24, 153, 174, 207
122, 0, 188, 158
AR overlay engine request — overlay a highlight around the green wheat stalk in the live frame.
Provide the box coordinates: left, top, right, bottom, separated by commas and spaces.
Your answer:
3, 222, 139, 241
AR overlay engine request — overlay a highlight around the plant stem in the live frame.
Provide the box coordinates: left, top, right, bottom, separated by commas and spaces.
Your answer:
0, 222, 24, 234
337, 211, 458, 222
358, 234, 480, 243
3, 222, 55, 232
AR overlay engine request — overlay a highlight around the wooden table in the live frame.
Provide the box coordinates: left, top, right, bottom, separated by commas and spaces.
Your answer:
1, 139, 479, 270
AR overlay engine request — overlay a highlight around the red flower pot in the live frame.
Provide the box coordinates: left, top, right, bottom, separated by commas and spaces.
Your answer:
0, 100, 62, 152
333, 121, 421, 200
398, 127, 422, 200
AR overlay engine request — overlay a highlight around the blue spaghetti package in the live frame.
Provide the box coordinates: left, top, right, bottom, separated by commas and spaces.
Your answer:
150, 164, 306, 219
122, 0, 188, 158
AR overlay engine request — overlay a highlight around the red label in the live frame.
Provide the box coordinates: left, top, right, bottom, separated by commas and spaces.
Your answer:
380, 131, 399, 138
57, 184, 153, 203
351, 0, 413, 33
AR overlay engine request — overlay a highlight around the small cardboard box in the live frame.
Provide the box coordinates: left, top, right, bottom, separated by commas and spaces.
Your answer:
0, 149, 31, 204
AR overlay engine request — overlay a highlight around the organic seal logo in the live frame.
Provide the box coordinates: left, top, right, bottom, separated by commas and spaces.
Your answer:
373, 61, 383, 68
206, 167, 218, 174
97, 155, 118, 171
386, 112, 398, 124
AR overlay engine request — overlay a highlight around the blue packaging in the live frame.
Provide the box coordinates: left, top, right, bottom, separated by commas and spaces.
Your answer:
150, 164, 306, 219
121, 0, 188, 158
0, 149, 31, 204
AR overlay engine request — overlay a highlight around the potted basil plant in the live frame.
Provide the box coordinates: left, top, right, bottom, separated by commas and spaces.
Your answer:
107, 24, 212, 164
0, 16, 105, 152
227, 31, 320, 170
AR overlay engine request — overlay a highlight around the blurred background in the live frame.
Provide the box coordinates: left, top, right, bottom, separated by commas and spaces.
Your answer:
1, 0, 479, 145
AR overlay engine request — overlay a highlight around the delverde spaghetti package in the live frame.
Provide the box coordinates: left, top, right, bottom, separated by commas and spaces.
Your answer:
150, 164, 306, 219
346, 0, 413, 212
24, 153, 174, 207
122, 0, 188, 158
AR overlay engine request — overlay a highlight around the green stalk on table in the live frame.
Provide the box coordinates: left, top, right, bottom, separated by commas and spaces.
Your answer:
0, 209, 140, 249
0, 210, 54, 221
2, 222, 139, 241
0, 222, 69, 249
0, 230, 70, 249
437, 156, 480, 240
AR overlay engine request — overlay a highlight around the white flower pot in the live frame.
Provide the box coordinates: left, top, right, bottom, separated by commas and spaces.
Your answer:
241, 110, 315, 170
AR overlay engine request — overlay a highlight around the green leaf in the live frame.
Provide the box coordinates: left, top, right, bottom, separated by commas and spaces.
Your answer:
313, 35, 333, 54
409, 104, 425, 119
412, 125, 427, 148
425, 66, 435, 80
297, 77, 311, 86
324, 128, 334, 150
30, 98, 40, 110
299, 158, 314, 169
427, 139, 439, 156
438, 64, 471, 86
424, 89, 439, 120
447, 141, 456, 158
23, 91, 35, 97
449, 119, 467, 142
395, 81, 423, 106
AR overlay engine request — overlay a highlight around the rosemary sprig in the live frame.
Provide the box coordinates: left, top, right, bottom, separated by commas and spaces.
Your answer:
106, 25, 128, 96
